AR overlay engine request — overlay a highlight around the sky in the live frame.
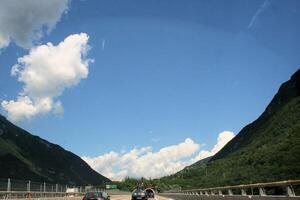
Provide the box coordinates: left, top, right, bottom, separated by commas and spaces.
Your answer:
0, 0, 300, 181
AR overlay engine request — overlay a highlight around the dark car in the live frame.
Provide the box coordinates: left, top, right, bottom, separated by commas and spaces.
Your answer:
145, 189, 155, 198
83, 192, 110, 200
132, 188, 148, 200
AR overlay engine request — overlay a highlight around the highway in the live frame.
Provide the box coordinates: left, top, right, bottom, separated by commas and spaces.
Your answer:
1, 179, 299, 200
110, 195, 170, 200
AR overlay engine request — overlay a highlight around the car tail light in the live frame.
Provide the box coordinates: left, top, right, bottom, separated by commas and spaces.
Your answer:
82, 197, 86, 200
97, 198, 103, 200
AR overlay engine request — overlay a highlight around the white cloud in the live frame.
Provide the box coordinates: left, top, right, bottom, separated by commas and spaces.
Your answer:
1, 33, 92, 122
192, 131, 235, 161
101, 39, 106, 50
247, 0, 270, 29
82, 138, 200, 181
0, 0, 69, 48
82, 132, 235, 181
2, 96, 52, 122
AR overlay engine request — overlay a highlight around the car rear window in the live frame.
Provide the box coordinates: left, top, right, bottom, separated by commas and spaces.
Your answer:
85, 192, 102, 198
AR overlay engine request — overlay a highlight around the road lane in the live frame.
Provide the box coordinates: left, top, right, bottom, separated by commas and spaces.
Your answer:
109, 195, 130, 200
110, 195, 171, 200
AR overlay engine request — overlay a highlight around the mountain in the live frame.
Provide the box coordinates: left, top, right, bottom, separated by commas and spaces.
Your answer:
181, 156, 211, 172
157, 69, 300, 190
0, 116, 110, 185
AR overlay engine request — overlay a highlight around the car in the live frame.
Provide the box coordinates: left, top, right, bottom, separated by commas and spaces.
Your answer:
131, 188, 148, 200
145, 188, 155, 198
83, 192, 110, 200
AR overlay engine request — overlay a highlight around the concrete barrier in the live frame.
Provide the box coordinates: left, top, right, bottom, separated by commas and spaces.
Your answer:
162, 180, 300, 199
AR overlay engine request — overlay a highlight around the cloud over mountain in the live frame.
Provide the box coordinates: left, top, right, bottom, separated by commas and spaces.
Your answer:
82, 131, 235, 181
191, 131, 235, 161
1, 33, 92, 122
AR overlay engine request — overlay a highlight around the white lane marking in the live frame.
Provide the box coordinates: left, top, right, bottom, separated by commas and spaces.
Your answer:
154, 196, 173, 200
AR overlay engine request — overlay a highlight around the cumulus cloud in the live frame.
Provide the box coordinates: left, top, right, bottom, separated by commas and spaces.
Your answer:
82, 131, 235, 181
82, 138, 200, 181
1, 33, 92, 122
192, 131, 235, 161
0, 0, 69, 48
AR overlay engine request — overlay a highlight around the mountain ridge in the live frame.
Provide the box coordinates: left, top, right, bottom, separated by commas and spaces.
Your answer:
212, 69, 300, 161
157, 69, 300, 189
0, 115, 110, 185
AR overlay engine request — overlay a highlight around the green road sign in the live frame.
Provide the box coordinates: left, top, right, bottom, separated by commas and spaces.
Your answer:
106, 185, 117, 189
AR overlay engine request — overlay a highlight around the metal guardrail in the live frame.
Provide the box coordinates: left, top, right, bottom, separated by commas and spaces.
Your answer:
164, 180, 300, 197
0, 178, 70, 193
0, 178, 130, 199
0, 178, 101, 199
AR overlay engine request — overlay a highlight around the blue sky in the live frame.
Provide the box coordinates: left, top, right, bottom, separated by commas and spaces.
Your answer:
0, 0, 299, 180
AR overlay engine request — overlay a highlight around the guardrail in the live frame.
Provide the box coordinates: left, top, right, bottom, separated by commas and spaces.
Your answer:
162, 180, 300, 198
0, 178, 107, 199
0, 178, 131, 199
0, 191, 82, 199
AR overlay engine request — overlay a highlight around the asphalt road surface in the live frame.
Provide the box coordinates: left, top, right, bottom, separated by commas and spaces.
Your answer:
110, 195, 171, 200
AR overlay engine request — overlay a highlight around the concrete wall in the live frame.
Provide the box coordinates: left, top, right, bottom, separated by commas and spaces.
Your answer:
160, 194, 300, 200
